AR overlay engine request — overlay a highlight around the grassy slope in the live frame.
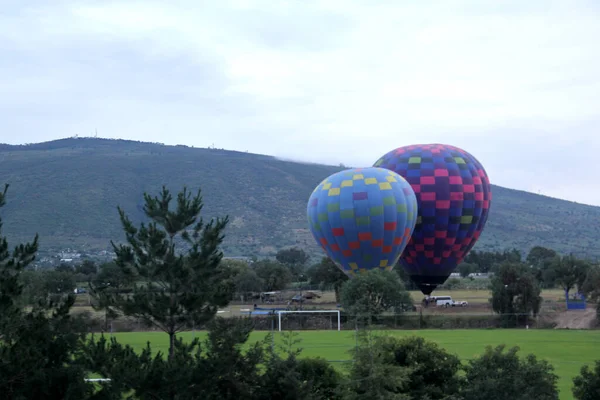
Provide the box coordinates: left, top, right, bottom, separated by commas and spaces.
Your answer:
1, 137, 600, 258
110, 329, 600, 400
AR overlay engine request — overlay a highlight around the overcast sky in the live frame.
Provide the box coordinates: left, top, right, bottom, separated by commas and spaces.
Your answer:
1, 0, 599, 205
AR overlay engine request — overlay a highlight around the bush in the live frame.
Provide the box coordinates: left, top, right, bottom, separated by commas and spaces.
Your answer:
345, 334, 463, 399
462, 345, 559, 400
296, 358, 342, 399
572, 360, 600, 400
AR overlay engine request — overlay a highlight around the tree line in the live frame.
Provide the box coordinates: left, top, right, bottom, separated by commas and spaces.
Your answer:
1, 183, 600, 399
20, 237, 598, 315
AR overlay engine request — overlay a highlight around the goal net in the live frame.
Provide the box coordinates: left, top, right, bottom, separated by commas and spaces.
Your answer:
276, 310, 341, 331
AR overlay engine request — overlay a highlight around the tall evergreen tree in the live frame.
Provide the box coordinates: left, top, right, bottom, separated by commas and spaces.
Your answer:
0, 184, 94, 399
93, 186, 233, 359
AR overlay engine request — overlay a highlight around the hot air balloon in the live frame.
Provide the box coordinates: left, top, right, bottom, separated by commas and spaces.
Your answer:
307, 167, 418, 277
373, 144, 492, 295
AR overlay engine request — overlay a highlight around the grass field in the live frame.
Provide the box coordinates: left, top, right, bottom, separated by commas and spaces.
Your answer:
104, 329, 600, 400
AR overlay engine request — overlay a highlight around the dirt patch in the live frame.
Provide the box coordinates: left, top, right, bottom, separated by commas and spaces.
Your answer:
553, 308, 597, 329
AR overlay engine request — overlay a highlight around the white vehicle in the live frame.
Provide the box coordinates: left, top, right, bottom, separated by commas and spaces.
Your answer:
435, 296, 454, 307
452, 300, 468, 307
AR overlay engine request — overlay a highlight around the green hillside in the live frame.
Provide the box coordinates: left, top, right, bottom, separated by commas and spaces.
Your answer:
1, 137, 599, 259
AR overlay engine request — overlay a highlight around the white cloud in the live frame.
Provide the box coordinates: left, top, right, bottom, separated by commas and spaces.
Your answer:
0, 0, 599, 205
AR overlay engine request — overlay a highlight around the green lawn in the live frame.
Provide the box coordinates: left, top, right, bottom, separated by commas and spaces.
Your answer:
105, 329, 600, 400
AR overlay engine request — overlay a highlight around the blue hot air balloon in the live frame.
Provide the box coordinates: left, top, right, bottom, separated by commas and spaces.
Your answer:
374, 144, 492, 295
307, 167, 418, 276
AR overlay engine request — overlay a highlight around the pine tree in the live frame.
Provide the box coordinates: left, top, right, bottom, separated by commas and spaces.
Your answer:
95, 186, 233, 359
0, 184, 93, 399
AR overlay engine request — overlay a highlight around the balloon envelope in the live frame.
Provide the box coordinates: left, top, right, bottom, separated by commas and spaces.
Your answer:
307, 167, 418, 277
374, 144, 492, 294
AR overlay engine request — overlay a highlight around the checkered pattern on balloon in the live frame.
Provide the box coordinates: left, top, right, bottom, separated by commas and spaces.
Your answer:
307, 168, 418, 276
374, 144, 492, 294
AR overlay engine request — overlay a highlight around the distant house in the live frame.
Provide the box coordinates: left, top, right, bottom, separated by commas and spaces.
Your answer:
58, 250, 82, 261
467, 272, 493, 279
223, 256, 253, 263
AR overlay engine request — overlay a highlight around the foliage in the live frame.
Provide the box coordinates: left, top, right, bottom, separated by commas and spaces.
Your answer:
92, 261, 135, 291
464, 249, 522, 273
341, 269, 413, 320
436, 277, 492, 291
490, 262, 542, 326
275, 247, 309, 266
457, 262, 478, 278
345, 334, 462, 400
572, 360, 600, 400
0, 184, 97, 399
233, 268, 264, 301
462, 344, 559, 400
90, 261, 137, 331
307, 257, 348, 302
221, 259, 264, 301
550, 254, 591, 295
295, 357, 343, 400
91, 186, 234, 359
85, 317, 268, 400
525, 246, 560, 288
276, 247, 309, 280
76, 259, 98, 276
85, 316, 343, 400
380, 336, 463, 400
17, 268, 79, 305
441, 277, 464, 289
2, 138, 600, 259
394, 265, 418, 291
526, 245, 558, 266
79, 328, 600, 397
18, 269, 46, 305
345, 332, 411, 399
256, 352, 313, 400
254, 259, 293, 291
581, 266, 600, 319
43, 270, 77, 295
4, 158, 597, 399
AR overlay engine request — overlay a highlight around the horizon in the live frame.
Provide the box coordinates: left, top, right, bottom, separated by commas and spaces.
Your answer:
3, 134, 598, 209
1, 1, 599, 205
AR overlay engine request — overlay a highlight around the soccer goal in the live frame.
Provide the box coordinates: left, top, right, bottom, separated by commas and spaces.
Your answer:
276, 310, 341, 331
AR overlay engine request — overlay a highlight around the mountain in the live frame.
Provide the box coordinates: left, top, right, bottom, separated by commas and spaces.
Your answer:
1, 137, 599, 260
